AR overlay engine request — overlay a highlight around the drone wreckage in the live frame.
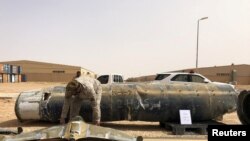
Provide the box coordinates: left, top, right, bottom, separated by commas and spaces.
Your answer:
0, 116, 142, 141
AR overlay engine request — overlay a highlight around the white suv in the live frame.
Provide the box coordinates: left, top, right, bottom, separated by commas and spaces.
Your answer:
154, 72, 212, 83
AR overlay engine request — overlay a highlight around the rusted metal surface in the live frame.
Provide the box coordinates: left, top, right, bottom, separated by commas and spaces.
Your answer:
0, 116, 140, 141
15, 82, 237, 123
237, 90, 250, 125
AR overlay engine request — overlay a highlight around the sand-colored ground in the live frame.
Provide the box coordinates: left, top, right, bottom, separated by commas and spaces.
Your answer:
0, 82, 249, 140
0, 82, 65, 93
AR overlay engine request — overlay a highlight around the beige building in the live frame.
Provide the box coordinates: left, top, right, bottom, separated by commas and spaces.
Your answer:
177, 64, 250, 85
127, 64, 250, 85
0, 60, 96, 82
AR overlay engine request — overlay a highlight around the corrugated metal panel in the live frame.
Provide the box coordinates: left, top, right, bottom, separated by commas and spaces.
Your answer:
18, 66, 22, 74
12, 65, 18, 74
10, 65, 13, 74
8, 74, 10, 82
0, 71, 22, 83
0, 64, 3, 73
14, 75, 18, 82
0, 74, 3, 83
21, 74, 26, 82
3, 74, 9, 83
3, 64, 11, 73
18, 74, 22, 82
11, 74, 14, 82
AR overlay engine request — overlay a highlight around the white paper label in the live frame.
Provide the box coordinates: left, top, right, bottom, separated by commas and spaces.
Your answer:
180, 110, 192, 125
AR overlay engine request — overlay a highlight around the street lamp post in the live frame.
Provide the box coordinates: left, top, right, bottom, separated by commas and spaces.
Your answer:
196, 17, 208, 72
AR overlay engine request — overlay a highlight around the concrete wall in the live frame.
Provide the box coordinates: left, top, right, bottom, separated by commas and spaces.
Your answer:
127, 64, 250, 85
178, 65, 250, 85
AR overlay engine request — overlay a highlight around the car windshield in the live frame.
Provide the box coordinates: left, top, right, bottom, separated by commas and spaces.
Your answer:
97, 75, 109, 84
155, 74, 171, 80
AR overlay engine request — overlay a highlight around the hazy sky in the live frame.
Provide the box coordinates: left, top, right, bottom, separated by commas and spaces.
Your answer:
0, 0, 249, 78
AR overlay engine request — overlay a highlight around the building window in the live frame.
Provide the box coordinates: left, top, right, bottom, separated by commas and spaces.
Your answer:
216, 73, 230, 76
52, 70, 65, 73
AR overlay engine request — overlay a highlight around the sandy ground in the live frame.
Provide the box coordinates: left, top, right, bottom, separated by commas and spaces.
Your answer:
0, 82, 249, 140
0, 82, 65, 93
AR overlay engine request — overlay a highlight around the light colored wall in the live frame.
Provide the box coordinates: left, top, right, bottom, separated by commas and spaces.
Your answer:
0, 61, 96, 82
183, 65, 250, 85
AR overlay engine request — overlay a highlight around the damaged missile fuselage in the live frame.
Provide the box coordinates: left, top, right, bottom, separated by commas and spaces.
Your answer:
15, 82, 238, 123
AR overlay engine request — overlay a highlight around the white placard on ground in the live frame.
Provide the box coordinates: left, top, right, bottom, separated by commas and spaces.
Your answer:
179, 110, 192, 125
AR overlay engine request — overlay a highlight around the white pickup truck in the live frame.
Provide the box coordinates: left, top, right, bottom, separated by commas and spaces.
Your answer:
97, 74, 124, 84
